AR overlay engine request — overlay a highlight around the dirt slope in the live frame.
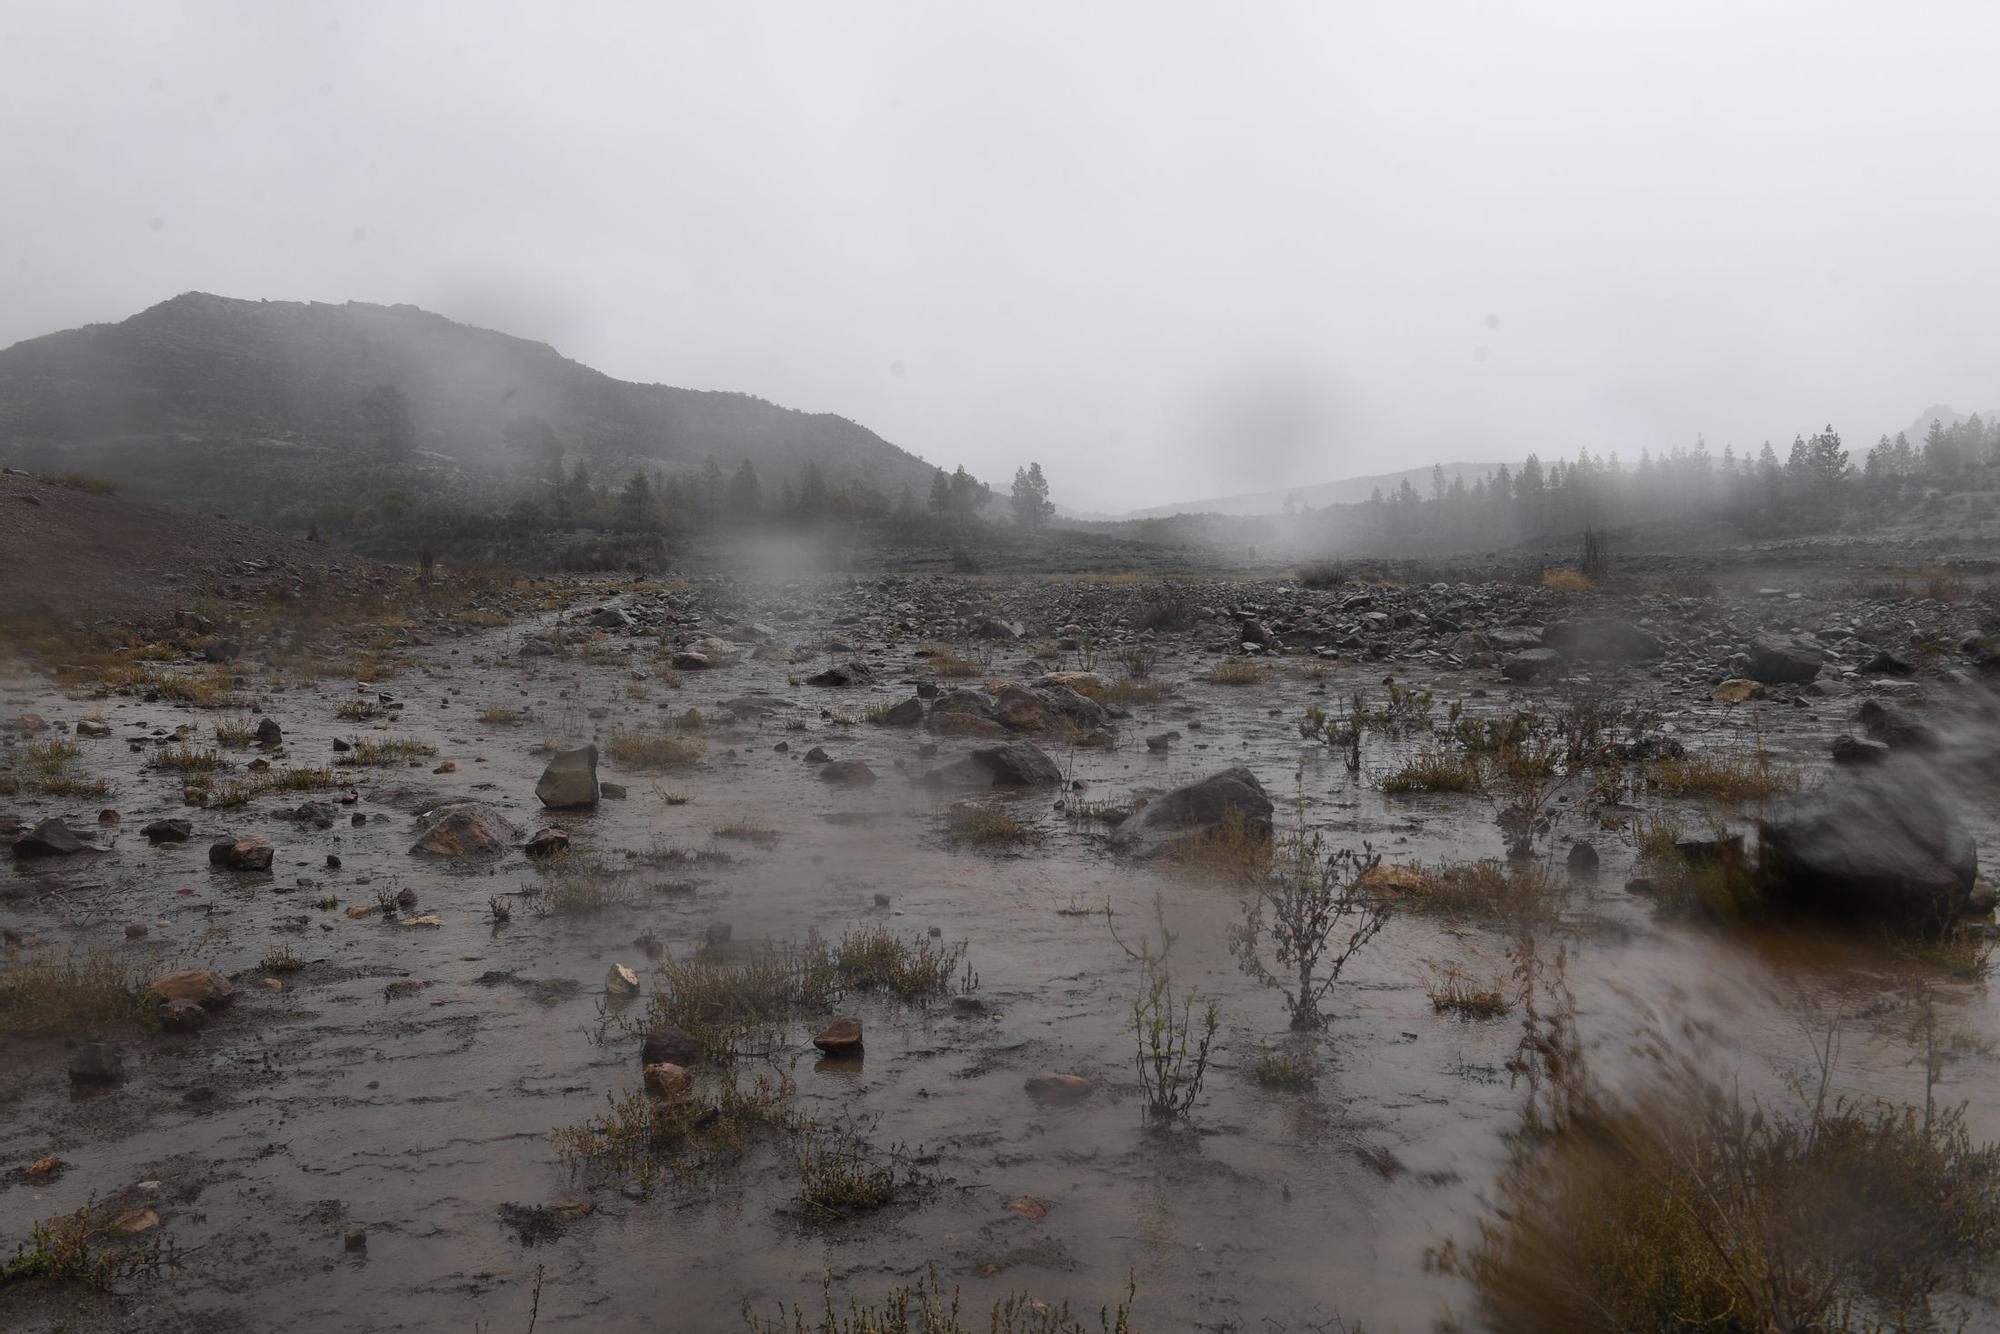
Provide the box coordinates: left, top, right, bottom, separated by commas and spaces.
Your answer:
0, 471, 376, 629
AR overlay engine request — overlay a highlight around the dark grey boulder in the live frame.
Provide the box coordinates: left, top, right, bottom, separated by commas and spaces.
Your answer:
69, 1040, 125, 1084
876, 697, 925, 726
1758, 767, 1977, 932
142, 818, 193, 844
1542, 619, 1664, 663
1856, 699, 1937, 750
536, 744, 600, 809
410, 803, 522, 859
1745, 634, 1823, 684
14, 817, 85, 857
1831, 734, 1890, 765
929, 742, 1063, 788
208, 837, 274, 871
818, 759, 877, 786
1501, 648, 1563, 682
254, 717, 283, 745
806, 661, 874, 687
1111, 766, 1274, 858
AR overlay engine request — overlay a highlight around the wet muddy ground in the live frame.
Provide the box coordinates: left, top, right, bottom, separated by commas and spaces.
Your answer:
4, 573, 1997, 1332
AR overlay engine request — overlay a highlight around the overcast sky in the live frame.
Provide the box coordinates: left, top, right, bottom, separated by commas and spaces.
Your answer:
3, 3, 1997, 512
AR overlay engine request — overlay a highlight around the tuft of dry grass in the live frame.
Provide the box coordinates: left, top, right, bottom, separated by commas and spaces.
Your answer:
1391, 859, 1567, 926
336, 736, 438, 767
1165, 807, 1274, 881
0, 948, 149, 1037
606, 729, 708, 769
477, 703, 530, 726
1425, 963, 1512, 1020
944, 803, 1042, 848
714, 820, 781, 847
1540, 568, 1599, 592
924, 650, 984, 679
745, 1268, 1139, 1334
1381, 749, 1484, 795
1205, 659, 1267, 686
1649, 748, 1797, 803
143, 743, 229, 774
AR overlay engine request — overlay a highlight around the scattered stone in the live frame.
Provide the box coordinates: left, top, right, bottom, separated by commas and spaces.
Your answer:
1024, 1073, 1092, 1105
644, 1062, 692, 1096
1744, 634, 1823, 685
878, 696, 925, 726
14, 817, 85, 857
1500, 648, 1563, 682
150, 970, 237, 1010
208, 836, 274, 871
605, 964, 640, 996
525, 826, 570, 858
344, 1229, 367, 1253
142, 818, 192, 844
254, 717, 283, 745
409, 802, 521, 858
812, 1017, 863, 1054
1566, 841, 1600, 871
806, 661, 873, 687
641, 1023, 700, 1067
935, 742, 1063, 788
1110, 766, 1273, 858
1856, 699, 1937, 750
1709, 678, 1763, 704
76, 719, 112, 737
159, 999, 210, 1033
535, 743, 600, 809
68, 1040, 124, 1084
1759, 767, 1977, 931
1831, 734, 1890, 765
1542, 618, 1664, 662
818, 759, 877, 786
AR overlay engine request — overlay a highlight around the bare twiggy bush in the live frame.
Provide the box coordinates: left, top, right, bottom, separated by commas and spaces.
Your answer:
1229, 828, 1391, 1030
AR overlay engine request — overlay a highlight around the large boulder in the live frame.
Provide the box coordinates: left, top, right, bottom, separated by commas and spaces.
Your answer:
149, 969, 237, 1010
875, 697, 925, 726
536, 744, 600, 810
1856, 699, 1937, 751
818, 759, 878, 787
410, 802, 523, 858
208, 837, 273, 871
927, 689, 1005, 737
1542, 619, 1664, 663
1111, 766, 1274, 858
1745, 634, 1824, 685
931, 742, 1063, 788
806, 661, 874, 687
1501, 648, 1563, 682
13, 817, 85, 857
1758, 766, 1977, 932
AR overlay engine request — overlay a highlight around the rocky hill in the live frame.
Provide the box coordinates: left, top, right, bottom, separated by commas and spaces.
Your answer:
0, 293, 952, 516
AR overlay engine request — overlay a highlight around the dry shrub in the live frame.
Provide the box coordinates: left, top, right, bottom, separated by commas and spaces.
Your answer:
1650, 748, 1797, 803
944, 803, 1041, 848
1439, 974, 2000, 1333
336, 736, 437, 767
924, 649, 983, 679
1165, 807, 1273, 881
1424, 963, 1512, 1020
605, 729, 707, 769
745, 1267, 1138, 1334
1381, 749, 1484, 794
551, 1068, 801, 1191
0, 948, 148, 1037
1205, 659, 1267, 686
1295, 560, 1347, 589
1396, 859, 1566, 927
478, 704, 530, 725
1541, 568, 1598, 592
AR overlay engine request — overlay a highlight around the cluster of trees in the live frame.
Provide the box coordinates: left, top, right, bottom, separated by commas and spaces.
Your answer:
1341, 415, 2000, 549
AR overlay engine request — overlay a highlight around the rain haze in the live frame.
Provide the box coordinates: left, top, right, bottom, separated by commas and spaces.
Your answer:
3, 2, 1997, 511
10, 8, 2000, 1334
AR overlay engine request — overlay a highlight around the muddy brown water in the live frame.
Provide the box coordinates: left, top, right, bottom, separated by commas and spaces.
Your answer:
3, 588, 1996, 1332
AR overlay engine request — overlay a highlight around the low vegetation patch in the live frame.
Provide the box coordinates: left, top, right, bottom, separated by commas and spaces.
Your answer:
1424, 963, 1512, 1020
336, 736, 438, 767
1649, 748, 1797, 803
477, 703, 530, 725
1381, 749, 1483, 795
944, 803, 1041, 848
0, 948, 148, 1037
143, 743, 229, 774
526, 857, 639, 917
1392, 859, 1567, 926
605, 729, 707, 769
1205, 659, 1266, 686
551, 1069, 802, 1191
744, 1268, 1139, 1334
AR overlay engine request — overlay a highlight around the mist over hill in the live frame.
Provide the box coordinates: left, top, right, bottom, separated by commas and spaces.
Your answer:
0, 292, 957, 517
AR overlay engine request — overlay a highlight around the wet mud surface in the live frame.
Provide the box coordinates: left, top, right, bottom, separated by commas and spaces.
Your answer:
4, 573, 1998, 1331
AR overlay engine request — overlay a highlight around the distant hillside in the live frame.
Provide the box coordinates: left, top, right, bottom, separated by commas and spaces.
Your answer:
0, 292, 953, 514
1070, 461, 1507, 521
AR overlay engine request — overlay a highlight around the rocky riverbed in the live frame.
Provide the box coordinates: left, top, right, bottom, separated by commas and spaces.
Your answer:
4, 568, 1998, 1331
